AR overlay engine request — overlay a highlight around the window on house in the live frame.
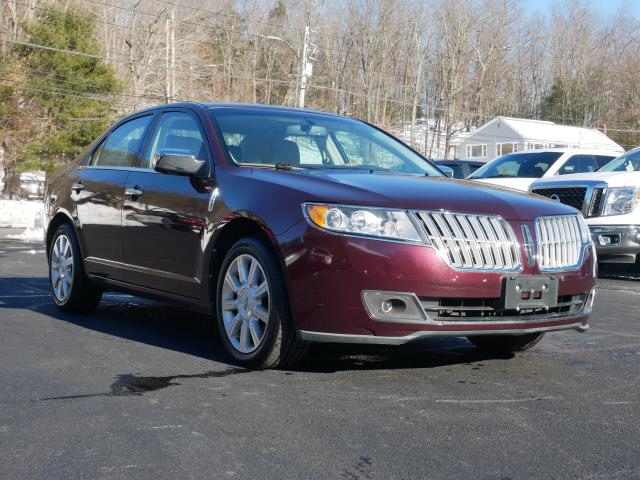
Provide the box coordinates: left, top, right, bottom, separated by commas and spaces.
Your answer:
496, 143, 518, 156
525, 142, 548, 150
466, 144, 487, 158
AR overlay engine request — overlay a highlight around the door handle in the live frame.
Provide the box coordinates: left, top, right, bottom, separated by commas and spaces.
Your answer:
71, 182, 84, 193
124, 187, 144, 197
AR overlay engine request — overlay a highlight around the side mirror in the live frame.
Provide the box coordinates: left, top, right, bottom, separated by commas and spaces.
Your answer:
154, 149, 206, 176
438, 165, 455, 178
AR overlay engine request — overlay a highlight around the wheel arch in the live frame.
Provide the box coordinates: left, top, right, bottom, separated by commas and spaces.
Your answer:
45, 210, 78, 260
205, 216, 287, 306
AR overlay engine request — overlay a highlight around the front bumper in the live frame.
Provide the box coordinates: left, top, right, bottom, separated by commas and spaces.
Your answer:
589, 225, 640, 262
299, 321, 589, 345
278, 221, 597, 343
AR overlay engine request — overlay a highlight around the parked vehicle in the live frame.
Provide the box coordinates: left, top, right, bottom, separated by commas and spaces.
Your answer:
19, 170, 46, 199
44, 103, 597, 368
468, 149, 619, 191
434, 159, 485, 179
434, 164, 455, 178
530, 147, 640, 265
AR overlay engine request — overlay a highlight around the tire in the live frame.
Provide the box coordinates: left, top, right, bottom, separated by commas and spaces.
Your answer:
48, 223, 102, 313
215, 237, 308, 369
466, 332, 545, 353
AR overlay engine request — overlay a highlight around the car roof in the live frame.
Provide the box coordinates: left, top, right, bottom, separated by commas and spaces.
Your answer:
123, 102, 356, 124
501, 148, 619, 155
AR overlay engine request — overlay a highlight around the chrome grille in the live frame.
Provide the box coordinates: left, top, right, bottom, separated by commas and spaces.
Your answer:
588, 187, 605, 217
535, 215, 583, 271
416, 212, 521, 271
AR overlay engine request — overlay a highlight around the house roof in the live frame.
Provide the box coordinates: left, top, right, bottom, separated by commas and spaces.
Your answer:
464, 116, 623, 153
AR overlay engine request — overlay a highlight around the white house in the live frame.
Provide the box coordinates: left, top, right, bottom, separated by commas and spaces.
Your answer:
455, 116, 624, 161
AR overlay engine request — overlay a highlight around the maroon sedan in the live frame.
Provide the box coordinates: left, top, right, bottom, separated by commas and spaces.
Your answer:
44, 103, 597, 367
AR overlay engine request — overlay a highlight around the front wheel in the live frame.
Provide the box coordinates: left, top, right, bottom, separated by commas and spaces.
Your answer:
466, 332, 545, 353
49, 223, 102, 313
215, 237, 308, 369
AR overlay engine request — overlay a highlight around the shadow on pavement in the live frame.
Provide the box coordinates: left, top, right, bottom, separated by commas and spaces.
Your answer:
1, 276, 514, 373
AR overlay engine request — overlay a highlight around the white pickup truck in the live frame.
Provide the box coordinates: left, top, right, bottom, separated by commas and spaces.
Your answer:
530, 147, 640, 265
469, 148, 621, 191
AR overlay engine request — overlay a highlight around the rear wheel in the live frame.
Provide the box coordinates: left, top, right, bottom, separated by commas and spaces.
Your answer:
466, 332, 545, 353
49, 223, 102, 313
216, 237, 308, 368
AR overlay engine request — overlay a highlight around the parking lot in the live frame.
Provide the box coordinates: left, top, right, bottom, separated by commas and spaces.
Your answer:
1, 228, 639, 480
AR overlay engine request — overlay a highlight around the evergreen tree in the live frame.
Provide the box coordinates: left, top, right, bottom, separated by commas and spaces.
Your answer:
16, 3, 121, 172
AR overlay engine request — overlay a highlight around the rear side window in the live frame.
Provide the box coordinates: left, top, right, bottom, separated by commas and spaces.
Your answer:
143, 111, 208, 168
91, 115, 152, 167
595, 155, 615, 169
558, 155, 597, 175
469, 152, 563, 179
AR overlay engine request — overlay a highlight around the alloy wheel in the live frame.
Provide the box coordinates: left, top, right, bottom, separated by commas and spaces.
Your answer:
221, 254, 271, 354
51, 234, 74, 302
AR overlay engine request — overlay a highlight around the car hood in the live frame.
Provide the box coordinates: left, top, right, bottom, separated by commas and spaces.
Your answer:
469, 177, 536, 192
247, 168, 577, 221
531, 171, 640, 189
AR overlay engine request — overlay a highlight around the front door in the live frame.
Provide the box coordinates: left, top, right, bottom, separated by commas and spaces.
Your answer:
75, 114, 154, 280
122, 110, 214, 298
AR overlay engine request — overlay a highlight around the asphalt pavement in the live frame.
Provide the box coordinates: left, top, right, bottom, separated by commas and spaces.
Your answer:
1, 228, 639, 480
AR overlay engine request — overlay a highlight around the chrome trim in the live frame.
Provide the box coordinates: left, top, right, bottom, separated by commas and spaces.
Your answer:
85, 256, 201, 284
361, 290, 427, 324
415, 211, 522, 272
78, 165, 157, 172
298, 321, 589, 345
534, 214, 587, 271
521, 224, 536, 266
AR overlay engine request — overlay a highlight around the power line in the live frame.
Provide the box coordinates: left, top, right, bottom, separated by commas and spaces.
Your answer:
2, 33, 639, 141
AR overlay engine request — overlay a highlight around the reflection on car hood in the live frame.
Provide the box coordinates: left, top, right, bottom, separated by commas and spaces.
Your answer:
469, 177, 537, 192
248, 168, 578, 221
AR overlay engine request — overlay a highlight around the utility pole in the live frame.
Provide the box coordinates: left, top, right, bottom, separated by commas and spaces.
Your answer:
298, 25, 311, 109
165, 8, 175, 103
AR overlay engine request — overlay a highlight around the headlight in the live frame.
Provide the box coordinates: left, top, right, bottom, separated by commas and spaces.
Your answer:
602, 187, 640, 216
303, 203, 424, 244
576, 214, 591, 244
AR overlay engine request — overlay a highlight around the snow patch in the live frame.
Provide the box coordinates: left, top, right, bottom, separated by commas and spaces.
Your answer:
0, 199, 44, 228
1, 199, 45, 241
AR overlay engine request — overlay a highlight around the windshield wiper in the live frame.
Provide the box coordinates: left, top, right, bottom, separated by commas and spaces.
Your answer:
476, 174, 514, 179
275, 163, 293, 170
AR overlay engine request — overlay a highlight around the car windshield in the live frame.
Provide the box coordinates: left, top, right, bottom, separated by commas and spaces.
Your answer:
469, 152, 563, 179
209, 108, 443, 176
597, 148, 640, 172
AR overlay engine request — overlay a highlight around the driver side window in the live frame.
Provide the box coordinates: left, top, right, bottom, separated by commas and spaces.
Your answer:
143, 112, 207, 168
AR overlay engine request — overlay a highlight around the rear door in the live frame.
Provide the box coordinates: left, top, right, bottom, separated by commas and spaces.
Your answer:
121, 109, 214, 298
75, 114, 154, 280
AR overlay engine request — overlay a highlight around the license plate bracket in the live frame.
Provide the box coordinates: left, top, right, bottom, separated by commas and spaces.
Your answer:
503, 276, 558, 310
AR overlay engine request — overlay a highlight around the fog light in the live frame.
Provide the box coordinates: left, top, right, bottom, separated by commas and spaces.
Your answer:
362, 290, 427, 323
381, 300, 393, 313
598, 235, 611, 246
